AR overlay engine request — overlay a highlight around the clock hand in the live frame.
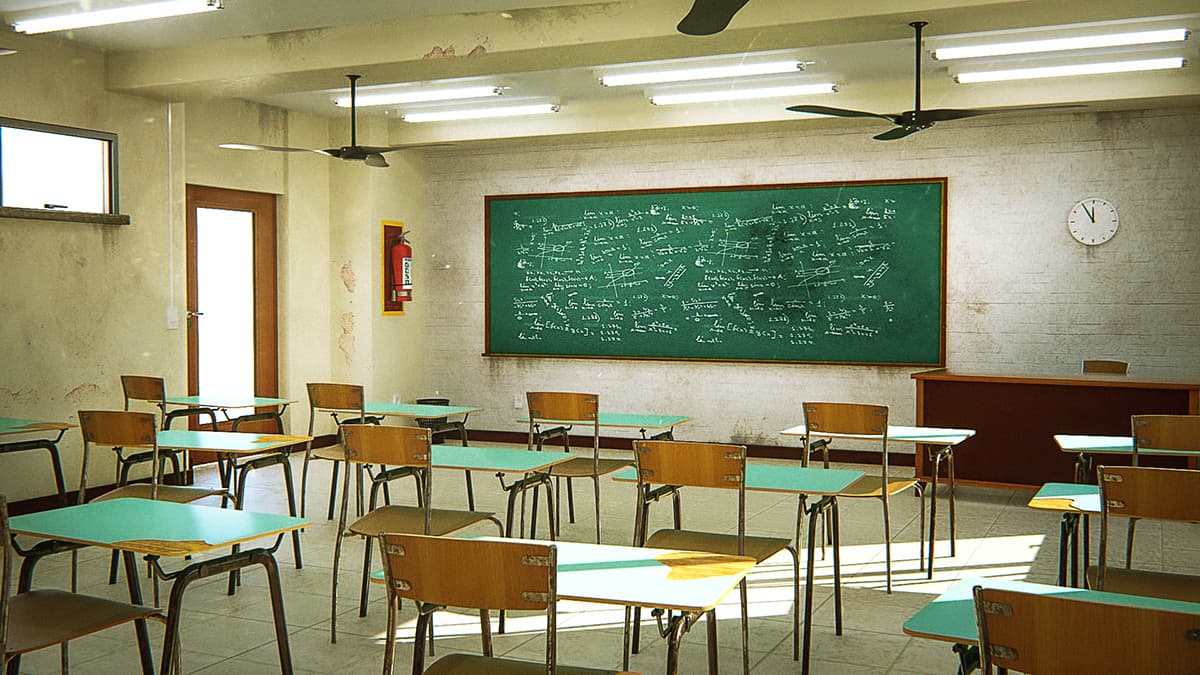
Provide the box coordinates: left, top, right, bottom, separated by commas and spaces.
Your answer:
1082, 201, 1095, 223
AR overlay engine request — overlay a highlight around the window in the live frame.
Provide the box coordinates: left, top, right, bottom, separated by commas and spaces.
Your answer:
0, 116, 118, 214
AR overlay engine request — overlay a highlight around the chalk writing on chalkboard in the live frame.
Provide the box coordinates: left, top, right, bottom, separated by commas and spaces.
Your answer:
486, 179, 946, 365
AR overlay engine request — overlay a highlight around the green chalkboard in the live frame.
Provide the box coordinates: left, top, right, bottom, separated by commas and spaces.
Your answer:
485, 178, 946, 365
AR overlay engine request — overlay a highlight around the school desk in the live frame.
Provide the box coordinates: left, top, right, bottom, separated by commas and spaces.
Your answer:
10, 497, 309, 675
161, 394, 297, 432
0, 416, 73, 505
780, 423, 975, 578
1026, 481, 1100, 587
902, 576, 1200, 674
615, 463, 864, 675
519, 412, 694, 440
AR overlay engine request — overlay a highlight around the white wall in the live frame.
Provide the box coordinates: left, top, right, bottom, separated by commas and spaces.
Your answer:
422, 107, 1200, 446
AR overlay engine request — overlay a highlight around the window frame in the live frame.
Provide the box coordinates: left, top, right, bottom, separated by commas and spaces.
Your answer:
0, 115, 120, 215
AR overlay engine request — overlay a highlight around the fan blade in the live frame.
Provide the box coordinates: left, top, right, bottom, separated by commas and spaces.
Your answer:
677, 0, 750, 36
220, 143, 324, 154
787, 105, 901, 124
919, 104, 1086, 123
873, 126, 925, 141
364, 153, 389, 168
355, 144, 452, 154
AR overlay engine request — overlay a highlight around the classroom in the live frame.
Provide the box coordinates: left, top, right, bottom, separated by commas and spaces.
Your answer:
1, 0, 1199, 673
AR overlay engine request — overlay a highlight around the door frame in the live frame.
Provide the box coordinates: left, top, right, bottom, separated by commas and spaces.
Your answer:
185, 184, 279, 403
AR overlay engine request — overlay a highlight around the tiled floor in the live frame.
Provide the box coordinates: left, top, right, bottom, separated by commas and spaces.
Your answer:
8, 449, 1200, 674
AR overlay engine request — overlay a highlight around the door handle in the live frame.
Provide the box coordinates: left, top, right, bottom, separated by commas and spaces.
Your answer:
187, 311, 204, 319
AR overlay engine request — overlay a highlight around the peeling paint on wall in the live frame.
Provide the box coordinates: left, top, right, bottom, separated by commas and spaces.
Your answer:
341, 260, 356, 292
424, 45, 456, 59
64, 383, 100, 403
0, 386, 37, 403
338, 312, 355, 366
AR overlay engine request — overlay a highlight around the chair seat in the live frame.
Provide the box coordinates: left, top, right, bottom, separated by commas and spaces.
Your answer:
548, 456, 632, 478
93, 483, 227, 504
349, 505, 496, 537
312, 444, 348, 462
424, 653, 624, 675
5, 589, 162, 655
839, 474, 920, 498
1086, 567, 1200, 603
646, 528, 791, 564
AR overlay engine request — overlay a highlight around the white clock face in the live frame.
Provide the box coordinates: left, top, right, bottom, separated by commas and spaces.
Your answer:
1068, 198, 1119, 246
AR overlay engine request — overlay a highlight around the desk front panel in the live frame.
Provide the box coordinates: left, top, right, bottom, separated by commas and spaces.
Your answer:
915, 374, 1196, 487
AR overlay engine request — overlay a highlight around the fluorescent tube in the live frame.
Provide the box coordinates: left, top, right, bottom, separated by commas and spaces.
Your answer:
13, 0, 222, 34
935, 28, 1189, 60
335, 86, 502, 108
955, 57, 1185, 83
402, 104, 560, 123
650, 83, 836, 105
602, 61, 802, 86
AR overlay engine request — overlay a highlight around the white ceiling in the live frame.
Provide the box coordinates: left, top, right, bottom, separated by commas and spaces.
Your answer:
1, 0, 1197, 146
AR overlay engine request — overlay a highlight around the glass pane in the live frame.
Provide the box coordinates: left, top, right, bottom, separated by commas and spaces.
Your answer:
197, 207, 254, 416
1, 126, 109, 212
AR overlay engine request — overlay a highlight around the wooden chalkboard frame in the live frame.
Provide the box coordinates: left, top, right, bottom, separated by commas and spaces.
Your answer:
485, 178, 947, 366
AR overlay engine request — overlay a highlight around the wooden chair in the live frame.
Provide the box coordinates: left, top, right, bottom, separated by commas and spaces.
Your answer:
972, 585, 1200, 673
526, 391, 631, 543
117, 375, 188, 486
1087, 465, 1200, 603
302, 382, 418, 521
804, 402, 924, 594
414, 396, 476, 510
376, 533, 623, 675
1117, 414, 1200, 567
629, 439, 795, 674
1082, 359, 1129, 374
2, 495, 163, 675
330, 424, 502, 643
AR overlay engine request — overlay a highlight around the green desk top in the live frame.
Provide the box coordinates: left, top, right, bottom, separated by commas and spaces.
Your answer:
431, 444, 575, 473
1054, 434, 1199, 456
156, 430, 310, 455
615, 463, 863, 496
0, 417, 73, 437
520, 413, 692, 430
361, 402, 481, 418
779, 424, 975, 444
902, 577, 1200, 644
163, 395, 296, 409
372, 537, 754, 613
1027, 482, 1100, 514
9, 497, 309, 558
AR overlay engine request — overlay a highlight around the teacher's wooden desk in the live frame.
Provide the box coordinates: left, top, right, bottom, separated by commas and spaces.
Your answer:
10, 498, 308, 675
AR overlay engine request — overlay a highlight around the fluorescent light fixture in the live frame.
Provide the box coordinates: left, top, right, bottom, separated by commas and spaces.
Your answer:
935, 28, 1189, 60
955, 57, 1185, 83
650, 82, 836, 105
602, 61, 802, 86
402, 103, 560, 123
13, 0, 221, 34
335, 85, 502, 108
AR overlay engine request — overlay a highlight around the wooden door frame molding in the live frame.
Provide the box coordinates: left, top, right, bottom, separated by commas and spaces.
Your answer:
185, 184, 279, 402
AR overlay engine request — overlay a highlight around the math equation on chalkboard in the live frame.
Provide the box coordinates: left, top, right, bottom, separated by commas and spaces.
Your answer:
486, 178, 946, 365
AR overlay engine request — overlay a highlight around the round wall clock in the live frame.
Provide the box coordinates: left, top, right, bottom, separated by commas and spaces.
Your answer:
1067, 198, 1119, 246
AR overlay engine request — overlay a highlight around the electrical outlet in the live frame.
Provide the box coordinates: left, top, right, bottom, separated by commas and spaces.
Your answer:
166, 307, 179, 330
514, 392, 523, 409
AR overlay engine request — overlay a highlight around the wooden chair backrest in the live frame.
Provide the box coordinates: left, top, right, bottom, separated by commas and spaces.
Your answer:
804, 402, 888, 437
341, 424, 431, 469
1099, 465, 1200, 524
377, 533, 555, 612
120, 375, 165, 408
973, 586, 1200, 673
306, 382, 364, 413
632, 440, 745, 490
78, 410, 160, 503
526, 392, 598, 422
1082, 359, 1129, 375
1132, 415, 1200, 456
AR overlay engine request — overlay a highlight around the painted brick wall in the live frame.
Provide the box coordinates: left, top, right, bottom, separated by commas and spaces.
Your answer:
421, 108, 1200, 446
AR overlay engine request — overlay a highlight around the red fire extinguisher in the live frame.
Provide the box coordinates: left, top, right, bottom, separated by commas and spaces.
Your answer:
390, 231, 413, 303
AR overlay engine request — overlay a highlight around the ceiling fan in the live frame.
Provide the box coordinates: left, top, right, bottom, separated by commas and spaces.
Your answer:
787, 21, 1085, 140
677, 0, 750, 36
220, 74, 426, 167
